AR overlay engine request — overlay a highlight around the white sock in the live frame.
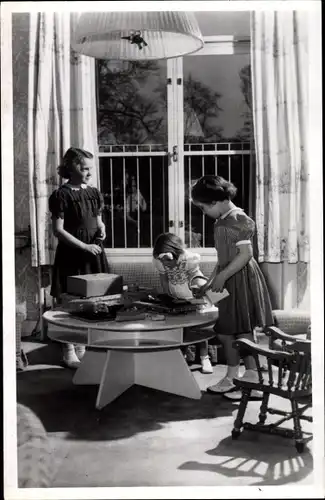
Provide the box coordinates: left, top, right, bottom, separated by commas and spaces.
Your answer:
62, 344, 79, 362
244, 368, 257, 376
226, 365, 240, 379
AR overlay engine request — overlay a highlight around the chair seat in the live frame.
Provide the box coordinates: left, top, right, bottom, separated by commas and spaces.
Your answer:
233, 378, 312, 399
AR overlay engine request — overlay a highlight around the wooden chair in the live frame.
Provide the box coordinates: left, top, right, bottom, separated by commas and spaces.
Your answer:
231, 327, 312, 453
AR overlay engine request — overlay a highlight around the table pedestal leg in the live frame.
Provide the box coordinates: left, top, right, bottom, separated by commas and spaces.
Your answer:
96, 351, 135, 410
73, 349, 108, 385
95, 348, 202, 410
135, 349, 202, 399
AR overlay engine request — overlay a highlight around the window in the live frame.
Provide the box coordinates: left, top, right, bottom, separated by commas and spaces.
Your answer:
96, 16, 252, 256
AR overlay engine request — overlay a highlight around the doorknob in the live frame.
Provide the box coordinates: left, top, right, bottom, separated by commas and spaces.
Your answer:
167, 146, 178, 165
172, 145, 178, 162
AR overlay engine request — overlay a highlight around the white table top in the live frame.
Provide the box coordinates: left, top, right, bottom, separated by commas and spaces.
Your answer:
43, 308, 219, 333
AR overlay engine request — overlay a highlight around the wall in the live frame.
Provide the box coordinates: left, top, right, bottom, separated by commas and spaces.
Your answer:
13, 13, 39, 333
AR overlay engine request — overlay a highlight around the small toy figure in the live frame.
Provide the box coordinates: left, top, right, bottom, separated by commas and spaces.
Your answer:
121, 31, 148, 50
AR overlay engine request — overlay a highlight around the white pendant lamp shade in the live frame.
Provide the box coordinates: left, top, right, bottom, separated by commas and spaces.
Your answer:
71, 12, 204, 60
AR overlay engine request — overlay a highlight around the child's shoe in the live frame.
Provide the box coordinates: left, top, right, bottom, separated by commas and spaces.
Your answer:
207, 376, 236, 394
223, 369, 263, 400
200, 355, 213, 374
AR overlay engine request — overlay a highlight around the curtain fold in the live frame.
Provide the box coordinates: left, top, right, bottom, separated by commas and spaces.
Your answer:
251, 11, 309, 265
28, 12, 99, 267
250, 11, 310, 311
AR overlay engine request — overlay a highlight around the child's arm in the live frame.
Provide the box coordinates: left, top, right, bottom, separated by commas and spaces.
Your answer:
52, 218, 102, 255
96, 215, 106, 240
159, 274, 170, 295
211, 244, 253, 292
187, 252, 218, 297
153, 258, 170, 295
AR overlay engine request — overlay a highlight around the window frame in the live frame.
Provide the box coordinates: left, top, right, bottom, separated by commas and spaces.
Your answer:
97, 35, 251, 263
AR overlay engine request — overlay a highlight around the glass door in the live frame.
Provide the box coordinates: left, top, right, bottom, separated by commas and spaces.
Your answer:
96, 58, 178, 250
181, 48, 252, 249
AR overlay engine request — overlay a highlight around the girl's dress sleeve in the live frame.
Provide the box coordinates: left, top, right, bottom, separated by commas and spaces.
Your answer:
185, 252, 205, 278
234, 214, 255, 246
152, 258, 166, 274
49, 189, 67, 219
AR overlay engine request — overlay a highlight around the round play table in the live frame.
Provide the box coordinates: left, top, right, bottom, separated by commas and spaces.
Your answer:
44, 308, 218, 409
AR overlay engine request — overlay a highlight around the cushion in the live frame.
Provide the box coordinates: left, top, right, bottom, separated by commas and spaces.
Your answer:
272, 309, 311, 336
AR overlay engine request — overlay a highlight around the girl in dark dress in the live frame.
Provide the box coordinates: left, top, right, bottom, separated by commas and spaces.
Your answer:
191, 175, 273, 399
49, 147, 110, 368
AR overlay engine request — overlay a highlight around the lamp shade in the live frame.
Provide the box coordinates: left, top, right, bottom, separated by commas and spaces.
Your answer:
71, 12, 204, 60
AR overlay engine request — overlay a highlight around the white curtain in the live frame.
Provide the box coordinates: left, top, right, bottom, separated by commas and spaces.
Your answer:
251, 11, 310, 310
28, 12, 99, 267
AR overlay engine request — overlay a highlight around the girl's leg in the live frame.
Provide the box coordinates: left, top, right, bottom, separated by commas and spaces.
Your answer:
182, 328, 196, 364
236, 332, 257, 371
199, 341, 213, 374
62, 343, 80, 369
207, 335, 239, 393
54, 297, 81, 369
223, 332, 263, 400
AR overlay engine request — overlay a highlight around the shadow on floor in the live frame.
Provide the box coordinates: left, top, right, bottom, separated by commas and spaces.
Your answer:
179, 435, 313, 486
17, 364, 236, 443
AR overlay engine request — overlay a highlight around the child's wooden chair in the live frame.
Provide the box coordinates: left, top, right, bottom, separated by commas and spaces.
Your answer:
231, 326, 312, 453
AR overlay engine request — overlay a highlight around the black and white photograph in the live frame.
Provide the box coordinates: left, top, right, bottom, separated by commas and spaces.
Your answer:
2, 1, 323, 498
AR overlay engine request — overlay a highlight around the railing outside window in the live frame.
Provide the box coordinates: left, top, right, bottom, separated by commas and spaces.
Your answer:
99, 141, 252, 250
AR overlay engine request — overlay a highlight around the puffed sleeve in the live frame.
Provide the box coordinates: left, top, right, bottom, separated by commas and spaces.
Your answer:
152, 258, 166, 274
185, 252, 205, 284
234, 213, 255, 247
48, 189, 67, 219
185, 252, 201, 273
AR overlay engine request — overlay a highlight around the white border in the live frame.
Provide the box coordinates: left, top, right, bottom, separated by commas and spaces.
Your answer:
2, 1, 323, 499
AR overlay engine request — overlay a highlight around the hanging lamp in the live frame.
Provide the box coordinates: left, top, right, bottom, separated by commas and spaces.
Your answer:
71, 11, 204, 60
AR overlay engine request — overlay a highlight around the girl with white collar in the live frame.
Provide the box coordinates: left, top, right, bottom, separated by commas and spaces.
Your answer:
49, 147, 110, 368
191, 175, 273, 399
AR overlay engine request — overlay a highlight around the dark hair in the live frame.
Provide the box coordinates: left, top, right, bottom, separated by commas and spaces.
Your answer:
153, 233, 185, 260
58, 147, 93, 179
191, 175, 237, 204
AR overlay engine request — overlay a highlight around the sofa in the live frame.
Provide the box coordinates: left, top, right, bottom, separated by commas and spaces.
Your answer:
109, 261, 217, 292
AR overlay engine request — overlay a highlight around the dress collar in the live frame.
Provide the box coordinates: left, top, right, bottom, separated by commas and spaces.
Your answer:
64, 183, 88, 191
219, 207, 243, 219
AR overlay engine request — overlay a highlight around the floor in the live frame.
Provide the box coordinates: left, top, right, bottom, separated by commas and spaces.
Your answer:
17, 338, 314, 488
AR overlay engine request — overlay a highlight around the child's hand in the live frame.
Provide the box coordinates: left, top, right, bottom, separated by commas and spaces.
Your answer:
84, 244, 102, 255
97, 225, 106, 240
211, 273, 226, 292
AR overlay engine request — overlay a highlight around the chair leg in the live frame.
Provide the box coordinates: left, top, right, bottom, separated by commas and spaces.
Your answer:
291, 399, 304, 453
232, 390, 250, 439
258, 392, 270, 425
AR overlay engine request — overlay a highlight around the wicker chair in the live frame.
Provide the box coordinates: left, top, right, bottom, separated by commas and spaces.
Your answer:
231, 327, 312, 453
